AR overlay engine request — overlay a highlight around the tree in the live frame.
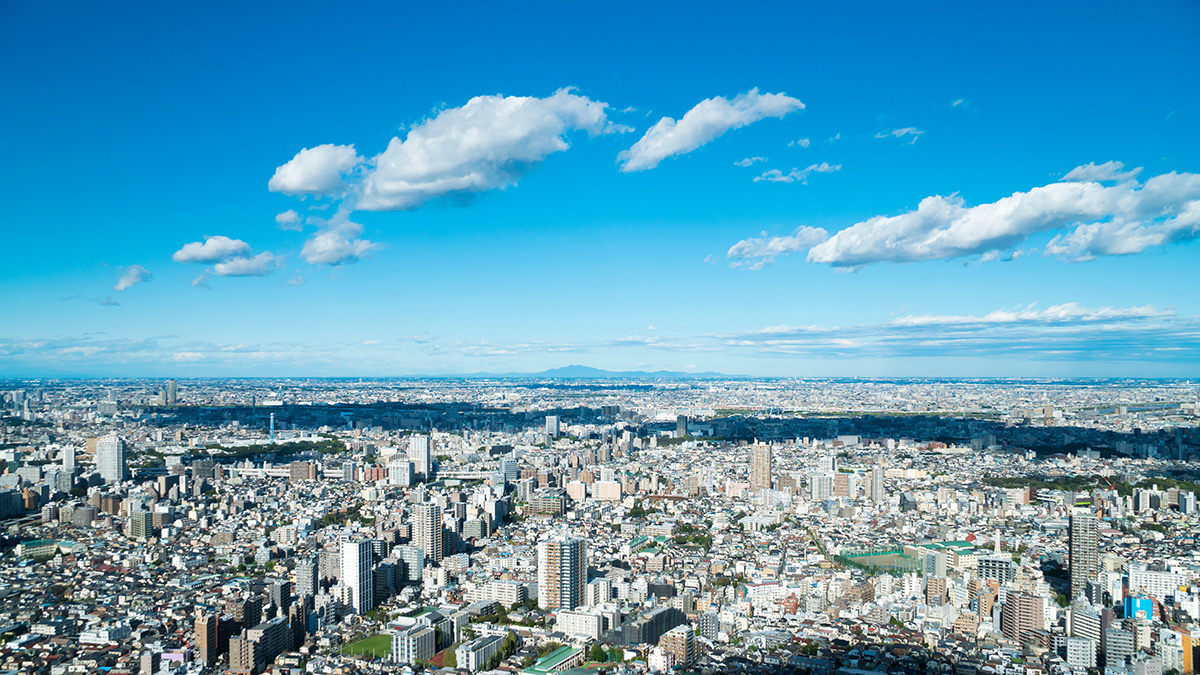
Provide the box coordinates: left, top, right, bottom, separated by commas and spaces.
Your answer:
443, 648, 457, 668
589, 644, 607, 662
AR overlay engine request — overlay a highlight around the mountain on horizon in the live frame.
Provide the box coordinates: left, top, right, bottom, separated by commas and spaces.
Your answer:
446, 364, 727, 379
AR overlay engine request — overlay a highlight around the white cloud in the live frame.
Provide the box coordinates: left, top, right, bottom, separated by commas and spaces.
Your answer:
875, 127, 924, 144
734, 156, 767, 167
800, 163, 1200, 266
356, 89, 614, 211
1061, 160, 1142, 184
114, 264, 151, 291
789, 138, 810, 148
286, 274, 306, 286
889, 302, 1168, 327
190, 275, 209, 288
268, 144, 362, 196
717, 303, 1199, 362
275, 209, 303, 231
754, 162, 840, 184
826, 132, 841, 143
172, 235, 252, 263
727, 226, 830, 269
617, 88, 804, 172
952, 98, 964, 107
212, 252, 278, 277
722, 161, 1200, 268
301, 219, 377, 265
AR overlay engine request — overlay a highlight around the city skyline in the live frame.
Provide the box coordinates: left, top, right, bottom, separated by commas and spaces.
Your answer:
3, 2, 1199, 378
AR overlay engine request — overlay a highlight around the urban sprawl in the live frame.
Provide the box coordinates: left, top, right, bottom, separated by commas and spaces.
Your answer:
1, 377, 1199, 675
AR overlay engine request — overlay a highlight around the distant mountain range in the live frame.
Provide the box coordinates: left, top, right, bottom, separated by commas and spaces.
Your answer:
446, 364, 728, 379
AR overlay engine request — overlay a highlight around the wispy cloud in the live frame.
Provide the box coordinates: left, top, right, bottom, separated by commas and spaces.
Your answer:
734, 156, 767, 167
114, 265, 151, 291
789, 138, 810, 148
618, 88, 804, 172
727, 226, 830, 269
717, 303, 1200, 362
875, 127, 924, 144
754, 162, 840, 184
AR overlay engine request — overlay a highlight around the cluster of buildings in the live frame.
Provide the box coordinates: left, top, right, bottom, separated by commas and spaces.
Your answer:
0, 378, 1198, 675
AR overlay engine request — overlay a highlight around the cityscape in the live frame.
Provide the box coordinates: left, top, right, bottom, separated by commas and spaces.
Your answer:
2, 3, 1199, 675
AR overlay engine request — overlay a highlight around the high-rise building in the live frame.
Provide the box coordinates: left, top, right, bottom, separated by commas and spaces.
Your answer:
407, 435, 433, 482
166, 379, 178, 405
545, 415, 560, 439
659, 625, 696, 667
676, 415, 688, 436
341, 539, 374, 614
749, 444, 772, 491
96, 434, 127, 484
1000, 591, 1044, 643
395, 545, 425, 584
869, 466, 885, 504
195, 613, 217, 664
62, 446, 76, 474
537, 534, 586, 611
270, 579, 291, 616
295, 554, 318, 598
810, 473, 834, 501
413, 503, 443, 565
1069, 509, 1100, 600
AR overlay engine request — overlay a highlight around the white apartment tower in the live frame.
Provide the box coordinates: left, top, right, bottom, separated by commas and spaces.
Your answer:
341, 539, 374, 614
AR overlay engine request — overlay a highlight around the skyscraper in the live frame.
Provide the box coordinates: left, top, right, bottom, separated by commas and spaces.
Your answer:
413, 503, 443, 565
869, 466, 885, 504
96, 434, 127, 484
407, 435, 433, 482
537, 533, 586, 611
545, 415, 560, 439
62, 446, 76, 474
341, 539, 374, 614
166, 379, 178, 405
749, 444, 772, 491
1069, 509, 1100, 600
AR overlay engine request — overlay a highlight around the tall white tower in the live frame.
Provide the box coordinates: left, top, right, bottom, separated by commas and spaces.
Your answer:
407, 435, 433, 482
340, 539, 374, 614
96, 434, 127, 484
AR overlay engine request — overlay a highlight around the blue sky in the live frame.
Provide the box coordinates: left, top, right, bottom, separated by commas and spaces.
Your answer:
2, 1, 1199, 377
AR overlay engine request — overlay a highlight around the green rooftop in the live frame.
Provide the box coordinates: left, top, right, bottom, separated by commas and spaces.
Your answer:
523, 646, 582, 675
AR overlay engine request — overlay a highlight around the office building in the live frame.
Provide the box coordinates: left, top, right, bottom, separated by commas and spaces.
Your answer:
537, 534, 586, 611
750, 444, 772, 491
166, 379, 178, 404
1069, 509, 1099, 600
396, 545, 425, 583
545, 415, 560, 438
96, 434, 127, 484
341, 539, 374, 614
